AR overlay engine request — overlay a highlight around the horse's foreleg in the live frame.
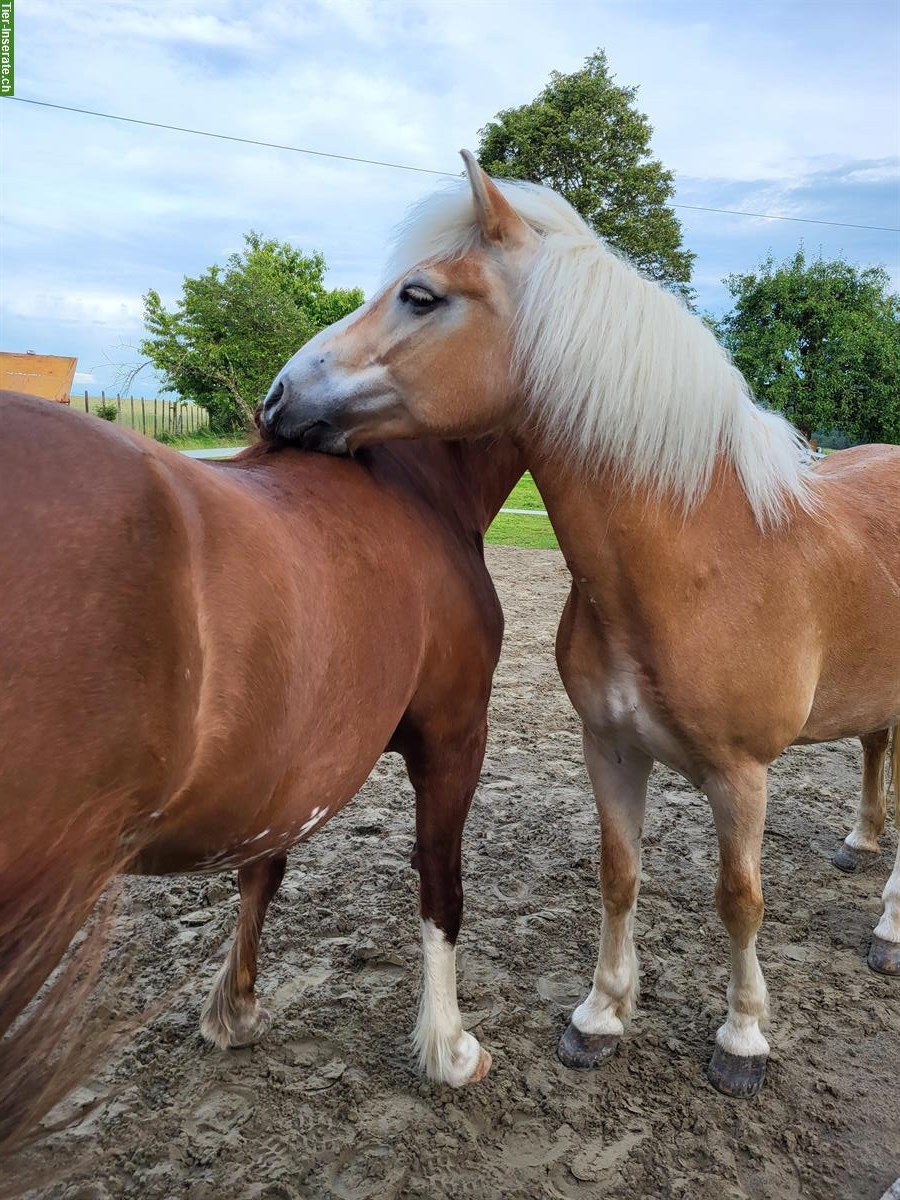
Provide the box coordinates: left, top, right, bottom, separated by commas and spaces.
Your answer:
558, 731, 651, 1069
706, 766, 769, 1098
833, 728, 890, 873
199, 854, 287, 1049
404, 726, 491, 1088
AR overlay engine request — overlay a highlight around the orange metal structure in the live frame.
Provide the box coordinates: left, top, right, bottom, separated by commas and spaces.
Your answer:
0, 352, 78, 404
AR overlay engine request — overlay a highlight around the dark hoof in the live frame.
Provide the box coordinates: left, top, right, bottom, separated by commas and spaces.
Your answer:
832, 843, 879, 873
557, 1022, 619, 1069
707, 1045, 767, 1098
868, 935, 900, 976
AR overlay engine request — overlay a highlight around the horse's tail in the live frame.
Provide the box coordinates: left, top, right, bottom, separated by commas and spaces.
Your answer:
0, 801, 132, 1159
890, 725, 900, 830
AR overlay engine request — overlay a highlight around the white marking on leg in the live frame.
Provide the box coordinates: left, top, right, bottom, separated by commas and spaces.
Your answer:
413, 919, 485, 1087
715, 937, 770, 1057
874, 841, 900, 943
845, 828, 880, 852
571, 906, 639, 1037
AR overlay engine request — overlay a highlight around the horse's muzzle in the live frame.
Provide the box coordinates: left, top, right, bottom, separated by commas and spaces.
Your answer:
259, 380, 350, 456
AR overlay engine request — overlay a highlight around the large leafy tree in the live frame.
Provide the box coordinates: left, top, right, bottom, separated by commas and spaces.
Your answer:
142, 233, 364, 432
477, 50, 695, 294
717, 251, 900, 443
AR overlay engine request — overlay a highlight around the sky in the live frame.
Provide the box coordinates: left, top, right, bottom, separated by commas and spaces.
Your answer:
0, 0, 898, 398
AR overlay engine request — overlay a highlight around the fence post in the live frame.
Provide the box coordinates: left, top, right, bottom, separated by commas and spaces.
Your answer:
116, 393, 121, 423
153, 398, 157, 437
84, 389, 89, 413
130, 395, 135, 430
140, 396, 146, 436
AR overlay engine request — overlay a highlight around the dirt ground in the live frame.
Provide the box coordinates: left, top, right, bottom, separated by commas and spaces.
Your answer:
14, 547, 900, 1200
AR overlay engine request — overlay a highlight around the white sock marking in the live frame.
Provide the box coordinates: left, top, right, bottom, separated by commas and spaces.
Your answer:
413, 919, 484, 1087
571, 907, 638, 1037
874, 841, 900, 943
715, 938, 770, 1057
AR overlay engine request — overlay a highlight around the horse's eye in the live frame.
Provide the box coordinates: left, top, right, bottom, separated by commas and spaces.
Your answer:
400, 285, 439, 309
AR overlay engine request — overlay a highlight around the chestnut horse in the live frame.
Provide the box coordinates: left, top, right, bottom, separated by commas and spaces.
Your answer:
0, 389, 523, 1149
260, 153, 900, 1099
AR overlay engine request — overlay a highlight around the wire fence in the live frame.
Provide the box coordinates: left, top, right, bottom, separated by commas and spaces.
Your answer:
75, 390, 211, 439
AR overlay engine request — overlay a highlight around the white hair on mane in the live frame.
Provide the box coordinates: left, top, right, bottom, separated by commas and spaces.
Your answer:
388, 177, 815, 526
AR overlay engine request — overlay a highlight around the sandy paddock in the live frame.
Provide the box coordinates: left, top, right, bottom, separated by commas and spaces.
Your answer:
16, 547, 900, 1200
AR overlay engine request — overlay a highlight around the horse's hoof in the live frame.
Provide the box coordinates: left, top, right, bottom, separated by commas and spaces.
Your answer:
832, 843, 878, 873
707, 1045, 767, 1098
868, 935, 900, 976
557, 1022, 619, 1069
230, 1006, 272, 1047
201, 1005, 272, 1049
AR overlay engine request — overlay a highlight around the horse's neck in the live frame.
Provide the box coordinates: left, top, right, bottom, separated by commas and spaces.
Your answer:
455, 436, 528, 532
529, 451, 765, 598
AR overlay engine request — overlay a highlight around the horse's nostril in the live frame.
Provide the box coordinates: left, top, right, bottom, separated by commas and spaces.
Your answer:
266, 379, 285, 411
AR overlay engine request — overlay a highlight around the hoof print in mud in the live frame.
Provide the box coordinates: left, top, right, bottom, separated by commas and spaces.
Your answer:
557, 1023, 619, 1069
867, 935, 900, 976
831, 843, 879, 873
706, 1046, 767, 1098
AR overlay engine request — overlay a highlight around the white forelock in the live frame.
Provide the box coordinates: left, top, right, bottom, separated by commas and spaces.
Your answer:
387, 176, 815, 527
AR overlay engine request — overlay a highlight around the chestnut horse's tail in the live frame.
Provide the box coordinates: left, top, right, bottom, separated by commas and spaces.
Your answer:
891, 726, 900, 829
0, 801, 133, 1157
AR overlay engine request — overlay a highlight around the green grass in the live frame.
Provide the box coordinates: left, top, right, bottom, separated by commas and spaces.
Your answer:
486, 511, 558, 549
502, 471, 546, 510
486, 471, 559, 549
157, 429, 244, 451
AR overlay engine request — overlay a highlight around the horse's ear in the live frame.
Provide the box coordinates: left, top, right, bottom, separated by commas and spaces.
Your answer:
459, 149, 531, 249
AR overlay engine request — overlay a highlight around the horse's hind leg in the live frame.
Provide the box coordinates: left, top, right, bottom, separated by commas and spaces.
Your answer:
705, 764, 770, 1098
200, 855, 287, 1049
869, 840, 900, 975
558, 729, 651, 1069
833, 729, 890, 873
402, 723, 492, 1088
869, 729, 900, 975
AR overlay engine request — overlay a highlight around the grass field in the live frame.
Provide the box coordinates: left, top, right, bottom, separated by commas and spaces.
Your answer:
486, 472, 558, 549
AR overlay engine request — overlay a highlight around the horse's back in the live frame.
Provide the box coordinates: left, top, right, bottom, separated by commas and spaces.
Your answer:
810, 443, 900, 564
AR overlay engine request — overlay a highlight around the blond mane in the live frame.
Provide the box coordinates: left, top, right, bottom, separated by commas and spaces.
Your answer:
388, 178, 814, 526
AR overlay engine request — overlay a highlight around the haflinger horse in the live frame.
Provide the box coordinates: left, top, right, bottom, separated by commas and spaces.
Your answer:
0, 389, 524, 1150
260, 152, 900, 1099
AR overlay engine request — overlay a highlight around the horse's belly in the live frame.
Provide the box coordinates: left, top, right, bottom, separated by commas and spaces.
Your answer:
128, 747, 383, 875
797, 642, 900, 744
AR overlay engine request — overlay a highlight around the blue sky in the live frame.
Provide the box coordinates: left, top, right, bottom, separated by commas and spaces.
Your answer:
0, 0, 897, 398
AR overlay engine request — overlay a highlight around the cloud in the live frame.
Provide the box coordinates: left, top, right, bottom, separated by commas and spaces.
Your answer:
3, 0, 897, 395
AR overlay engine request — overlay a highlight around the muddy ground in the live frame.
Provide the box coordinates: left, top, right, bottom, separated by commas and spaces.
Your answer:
14, 547, 900, 1200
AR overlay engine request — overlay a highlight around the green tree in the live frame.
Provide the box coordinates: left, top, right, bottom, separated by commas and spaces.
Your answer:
141, 232, 364, 432
717, 250, 900, 443
477, 50, 695, 294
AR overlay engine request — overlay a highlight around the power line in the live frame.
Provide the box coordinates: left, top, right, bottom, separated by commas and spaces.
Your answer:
7, 97, 445, 177
7, 95, 900, 235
